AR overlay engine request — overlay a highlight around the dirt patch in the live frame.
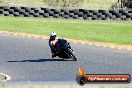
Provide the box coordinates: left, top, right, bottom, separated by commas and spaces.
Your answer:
0, 31, 132, 51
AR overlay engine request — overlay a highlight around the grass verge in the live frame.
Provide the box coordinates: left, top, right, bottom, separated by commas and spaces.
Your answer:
0, 16, 132, 45
0, 83, 132, 88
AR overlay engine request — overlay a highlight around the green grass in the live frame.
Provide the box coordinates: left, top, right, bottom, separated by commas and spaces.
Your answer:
0, 16, 132, 45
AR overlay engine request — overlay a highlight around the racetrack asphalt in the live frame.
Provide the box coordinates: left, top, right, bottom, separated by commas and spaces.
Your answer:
0, 33, 132, 82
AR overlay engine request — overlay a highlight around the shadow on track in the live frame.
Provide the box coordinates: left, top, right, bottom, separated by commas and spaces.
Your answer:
7, 58, 74, 62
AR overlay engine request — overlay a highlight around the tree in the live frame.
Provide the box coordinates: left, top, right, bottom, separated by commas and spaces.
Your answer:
111, 0, 132, 9
123, 0, 132, 8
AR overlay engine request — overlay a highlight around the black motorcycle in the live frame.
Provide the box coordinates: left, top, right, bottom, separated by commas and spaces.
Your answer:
55, 38, 77, 61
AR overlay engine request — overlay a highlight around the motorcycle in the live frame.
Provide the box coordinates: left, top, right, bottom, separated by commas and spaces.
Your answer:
54, 38, 77, 61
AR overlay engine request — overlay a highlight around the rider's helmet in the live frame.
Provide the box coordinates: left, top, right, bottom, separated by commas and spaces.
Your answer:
50, 32, 57, 41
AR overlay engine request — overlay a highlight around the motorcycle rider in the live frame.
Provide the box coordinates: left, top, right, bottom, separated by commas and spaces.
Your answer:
49, 32, 59, 58
49, 32, 72, 58
49, 32, 76, 60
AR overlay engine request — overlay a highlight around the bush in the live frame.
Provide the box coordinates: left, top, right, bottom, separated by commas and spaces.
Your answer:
43, 0, 85, 8
110, 2, 119, 9
0, 0, 3, 4
124, 0, 132, 8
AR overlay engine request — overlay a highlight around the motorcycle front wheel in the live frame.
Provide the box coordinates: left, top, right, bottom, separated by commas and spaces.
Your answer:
67, 48, 77, 61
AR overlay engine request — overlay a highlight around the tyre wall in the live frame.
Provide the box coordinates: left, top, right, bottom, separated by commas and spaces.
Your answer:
0, 6, 132, 20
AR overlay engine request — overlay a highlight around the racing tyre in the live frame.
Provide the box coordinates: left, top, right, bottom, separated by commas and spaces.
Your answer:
67, 48, 77, 61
